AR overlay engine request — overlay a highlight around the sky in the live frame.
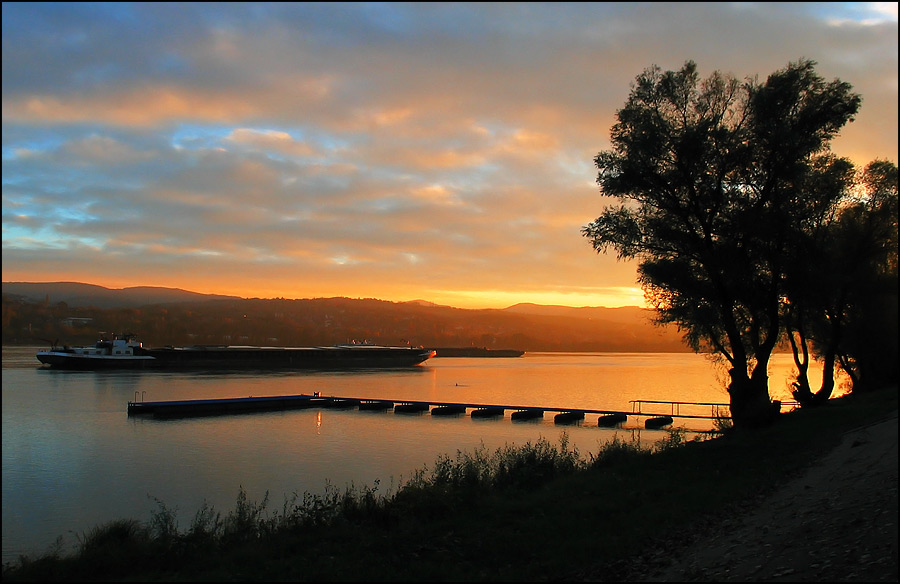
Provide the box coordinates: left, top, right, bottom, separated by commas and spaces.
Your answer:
2, 3, 898, 309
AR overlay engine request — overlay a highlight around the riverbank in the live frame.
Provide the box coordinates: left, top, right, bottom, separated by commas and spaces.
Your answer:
3, 387, 896, 581
626, 406, 898, 581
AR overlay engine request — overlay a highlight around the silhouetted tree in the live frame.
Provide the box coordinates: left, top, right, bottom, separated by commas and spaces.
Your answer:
817, 160, 898, 394
583, 59, 861, 428
781, 156, 857, 406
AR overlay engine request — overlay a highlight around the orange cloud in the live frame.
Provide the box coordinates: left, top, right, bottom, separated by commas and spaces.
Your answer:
6, 86, 257, 126
225, 129, 317, 157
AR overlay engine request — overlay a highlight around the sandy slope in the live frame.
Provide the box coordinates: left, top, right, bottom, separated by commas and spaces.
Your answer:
633, 410, 899, 582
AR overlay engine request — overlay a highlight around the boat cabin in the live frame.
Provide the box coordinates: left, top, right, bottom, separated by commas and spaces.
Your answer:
69, 334, 143, 356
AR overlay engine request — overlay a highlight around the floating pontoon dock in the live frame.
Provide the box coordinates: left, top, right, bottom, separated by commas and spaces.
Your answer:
126, 393, 796, 429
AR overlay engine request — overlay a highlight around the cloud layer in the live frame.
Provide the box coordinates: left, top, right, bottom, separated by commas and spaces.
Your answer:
3, 2, 897, 307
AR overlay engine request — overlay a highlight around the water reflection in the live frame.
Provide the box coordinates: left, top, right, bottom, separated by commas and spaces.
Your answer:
4, 348, 838, 564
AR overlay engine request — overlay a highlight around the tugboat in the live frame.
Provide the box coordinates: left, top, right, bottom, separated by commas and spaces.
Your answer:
36, 334, 436, 370
36, 334, 156, 370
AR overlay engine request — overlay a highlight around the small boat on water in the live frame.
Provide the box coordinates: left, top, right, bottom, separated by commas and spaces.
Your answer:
36, 334, 436, 370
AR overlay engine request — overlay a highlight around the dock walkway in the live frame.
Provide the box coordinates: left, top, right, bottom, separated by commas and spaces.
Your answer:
127, 393, 797, 429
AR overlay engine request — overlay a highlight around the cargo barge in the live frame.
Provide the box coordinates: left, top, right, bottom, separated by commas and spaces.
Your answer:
36, 334, 436, 370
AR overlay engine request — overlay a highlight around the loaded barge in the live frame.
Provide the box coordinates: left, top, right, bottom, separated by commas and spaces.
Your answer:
36, 334, 436, 370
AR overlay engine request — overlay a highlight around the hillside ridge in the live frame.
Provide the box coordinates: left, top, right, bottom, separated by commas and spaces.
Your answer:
2, 281, 687, 352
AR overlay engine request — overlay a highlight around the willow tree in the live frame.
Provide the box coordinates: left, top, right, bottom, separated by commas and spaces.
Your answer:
780, 155, 857, 406
813, 160, 899, 395
583, 60, 860, 428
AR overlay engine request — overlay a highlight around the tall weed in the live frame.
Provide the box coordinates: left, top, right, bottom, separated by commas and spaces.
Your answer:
147, 496, 179, 544
222, 487, 269, 543
589, 434, 648, 468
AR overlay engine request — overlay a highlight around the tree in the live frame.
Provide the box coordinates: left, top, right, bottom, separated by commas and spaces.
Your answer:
780, 156, 857, 406
824, 161, 898, 393
583, 60, 861, 428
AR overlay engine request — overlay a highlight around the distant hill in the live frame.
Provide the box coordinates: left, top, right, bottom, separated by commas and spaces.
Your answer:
1, 282, 240, 308
503, 303, 653, 324
2, 281, 688, 352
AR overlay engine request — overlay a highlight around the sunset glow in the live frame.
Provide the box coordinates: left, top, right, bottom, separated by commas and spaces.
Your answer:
2, 3, 897, 309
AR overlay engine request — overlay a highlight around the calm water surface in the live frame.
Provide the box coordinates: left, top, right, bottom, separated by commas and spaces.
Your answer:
3, 347, 817, 563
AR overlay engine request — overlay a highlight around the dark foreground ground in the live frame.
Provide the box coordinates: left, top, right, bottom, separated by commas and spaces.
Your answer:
610, 409, 899, 582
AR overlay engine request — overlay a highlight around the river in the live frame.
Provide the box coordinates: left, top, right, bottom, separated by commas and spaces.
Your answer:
2, 346, 831, 563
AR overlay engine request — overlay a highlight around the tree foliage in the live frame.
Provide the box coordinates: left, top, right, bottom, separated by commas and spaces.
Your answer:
583, 59, 867, 427
804, 160, 899, 396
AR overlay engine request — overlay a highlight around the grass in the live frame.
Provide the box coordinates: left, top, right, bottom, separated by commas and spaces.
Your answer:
3, 386, 896, 582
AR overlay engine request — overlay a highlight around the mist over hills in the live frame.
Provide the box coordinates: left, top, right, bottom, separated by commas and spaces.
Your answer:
2, 281, 689, 352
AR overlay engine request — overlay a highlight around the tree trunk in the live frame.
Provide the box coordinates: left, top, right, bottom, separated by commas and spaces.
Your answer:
838, 352, 859, 389
728, 367, 779, 428
787, 328, 815, 406
813, 306, 847, 403
812, 349, 837, 405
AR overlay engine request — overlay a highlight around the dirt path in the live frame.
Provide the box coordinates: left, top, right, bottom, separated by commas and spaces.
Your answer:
631, 410, 898, 582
